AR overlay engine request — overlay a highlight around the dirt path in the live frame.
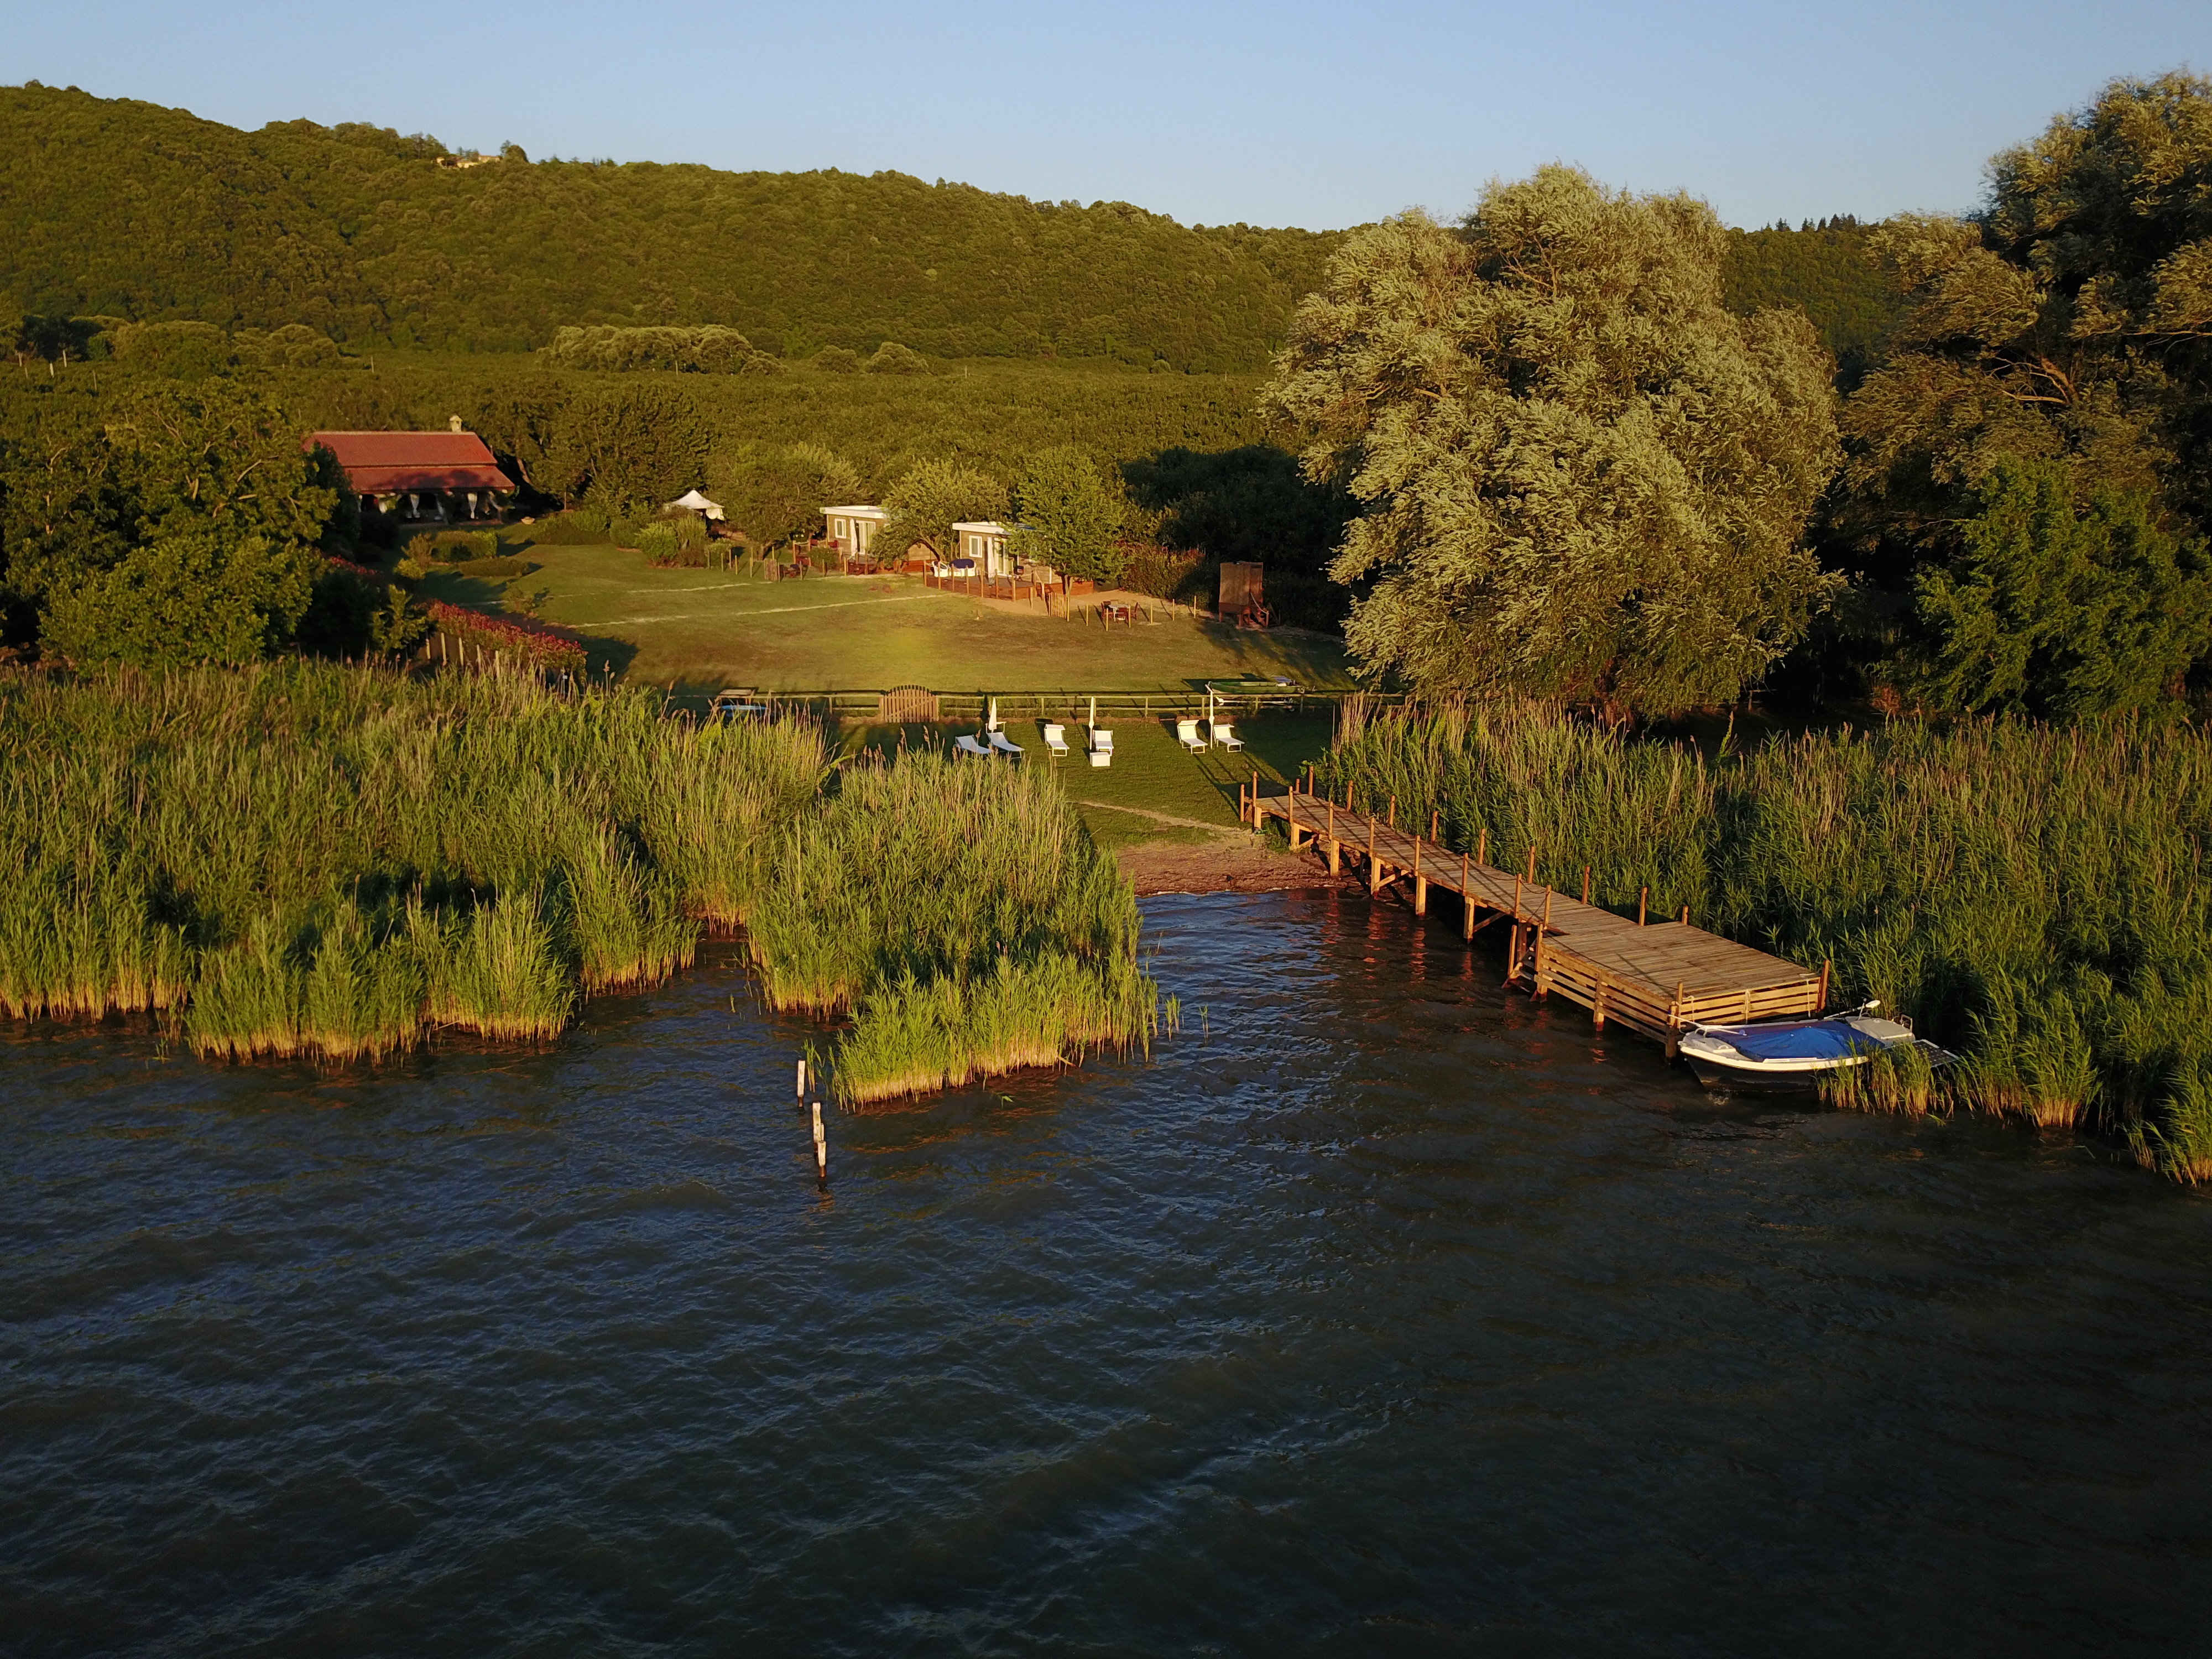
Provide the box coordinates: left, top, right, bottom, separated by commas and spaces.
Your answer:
1112, 832, 1353, 896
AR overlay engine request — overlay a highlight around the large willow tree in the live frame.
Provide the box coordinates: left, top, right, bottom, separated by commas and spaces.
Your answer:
1266, 166, 1839, 714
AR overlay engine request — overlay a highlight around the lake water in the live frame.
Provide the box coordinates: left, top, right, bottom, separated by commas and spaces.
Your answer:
4, 893, 2210, 1656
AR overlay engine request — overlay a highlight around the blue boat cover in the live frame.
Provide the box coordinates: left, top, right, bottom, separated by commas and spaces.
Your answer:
1714, 1019, 1884, 1062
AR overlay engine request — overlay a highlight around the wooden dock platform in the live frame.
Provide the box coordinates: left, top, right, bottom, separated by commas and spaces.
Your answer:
1246, 784, 1825, 1054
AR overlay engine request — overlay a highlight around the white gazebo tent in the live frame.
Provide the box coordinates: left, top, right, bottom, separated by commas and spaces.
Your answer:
667, 489, 726, 521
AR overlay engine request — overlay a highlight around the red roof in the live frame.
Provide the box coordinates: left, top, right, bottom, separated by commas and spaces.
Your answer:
305, 430, 515, 494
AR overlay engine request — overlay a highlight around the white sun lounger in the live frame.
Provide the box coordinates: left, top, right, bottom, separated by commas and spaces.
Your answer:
953, 734, 993, 759
1209, 721, 1244, 751
1176, 717, 1207, 752
1088, 728, 1113, 768
988, 730, 1024, 758
1042, 722, 1069, 757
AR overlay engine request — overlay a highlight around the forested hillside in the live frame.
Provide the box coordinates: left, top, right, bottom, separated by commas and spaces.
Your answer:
3, 83, 1894, 375
0, 84, 1338, 371
1724, 217, 1904, 381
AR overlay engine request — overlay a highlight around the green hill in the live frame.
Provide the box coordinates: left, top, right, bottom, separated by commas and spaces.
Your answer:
1724, 217, 1905, 382
0, 83, 1340, 372
3, 84, 1902, 379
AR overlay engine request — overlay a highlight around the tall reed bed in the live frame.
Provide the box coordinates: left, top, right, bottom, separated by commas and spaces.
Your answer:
0, 662, 1153, 1102
1315, 700, 2212, 1183
744, 753, 1156, 1105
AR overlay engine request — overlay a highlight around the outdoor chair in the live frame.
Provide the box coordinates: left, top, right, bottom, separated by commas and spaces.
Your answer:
1042, 723, 1070, 757
988, 731, 1024, 758
953, 734, 993, 759
1209, 721, 1244, 752
1088, 728, 1114, 768
1176, 717, 1206, 752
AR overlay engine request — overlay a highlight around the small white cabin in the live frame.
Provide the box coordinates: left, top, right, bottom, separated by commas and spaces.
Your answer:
952, 520, 1015, 578
823, 504, 887, 559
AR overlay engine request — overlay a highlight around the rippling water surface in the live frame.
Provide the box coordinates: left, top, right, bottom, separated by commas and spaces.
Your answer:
5, 893, 2211, 1655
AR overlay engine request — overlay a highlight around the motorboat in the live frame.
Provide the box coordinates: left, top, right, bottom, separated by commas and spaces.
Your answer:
1677, 1003, 1955, 1089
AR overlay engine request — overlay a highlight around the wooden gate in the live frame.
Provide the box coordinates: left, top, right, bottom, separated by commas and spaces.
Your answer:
878, 685, 940, 722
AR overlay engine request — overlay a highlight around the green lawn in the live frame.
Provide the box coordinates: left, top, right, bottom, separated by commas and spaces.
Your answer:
422, 542, 1352, 695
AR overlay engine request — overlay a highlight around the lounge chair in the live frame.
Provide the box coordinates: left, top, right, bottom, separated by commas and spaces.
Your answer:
1088, 728, 1113, 768
1210, 721, 1244, 751
1042, 722, 1070, 757
988, 730, 1024, 758
953, 734, 992, 759
1176, 717, 1207, 752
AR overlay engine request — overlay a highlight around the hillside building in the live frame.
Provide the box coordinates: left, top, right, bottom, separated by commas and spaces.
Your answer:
307, 427, 514, 521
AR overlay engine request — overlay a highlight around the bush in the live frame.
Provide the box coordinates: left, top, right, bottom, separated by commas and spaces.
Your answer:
405, 529, 499, 564
813, 346, 860, 373
864, 341, 928, 375
1118, 542, 1204, 601
638, 523, 681, 567
525, 507, 611, 544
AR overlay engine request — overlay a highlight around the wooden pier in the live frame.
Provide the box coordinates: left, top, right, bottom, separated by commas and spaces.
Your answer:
1245, 784, 1825, 1055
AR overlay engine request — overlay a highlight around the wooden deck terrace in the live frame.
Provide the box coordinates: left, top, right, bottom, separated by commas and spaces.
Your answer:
1244, 784, 1827, 1056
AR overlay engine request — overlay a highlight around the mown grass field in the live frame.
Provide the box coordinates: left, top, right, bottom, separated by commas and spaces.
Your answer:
833, 711, 1336, 851
420, 544, 1353, 695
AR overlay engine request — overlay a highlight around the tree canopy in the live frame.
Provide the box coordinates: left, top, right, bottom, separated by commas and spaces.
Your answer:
875, 460, 1009, 562
1839, 72, 2212, 572
1010, 447, 1124, 581
1266, 168, 1839, 713
0, 379, 343, 664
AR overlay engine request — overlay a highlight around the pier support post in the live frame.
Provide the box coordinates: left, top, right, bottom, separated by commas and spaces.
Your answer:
1535, 890, 1553, 997
1326, 838, 1340, 876
1461, 850, 1474, 942
1368, 819, 1380, 895
1413, 838, 1426, 916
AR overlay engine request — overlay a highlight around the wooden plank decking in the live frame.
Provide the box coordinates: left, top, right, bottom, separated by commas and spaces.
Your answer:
1248, 784, 1825, 1053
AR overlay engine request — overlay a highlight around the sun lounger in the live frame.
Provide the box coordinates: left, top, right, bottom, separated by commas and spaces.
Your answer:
953, 734, 992, 759
1042, 722, 1069, 757
988, 730, 1024, 758
1088, 728, 1113, 768
1209, 721, 1244, 751
1176, 717, 1207, 752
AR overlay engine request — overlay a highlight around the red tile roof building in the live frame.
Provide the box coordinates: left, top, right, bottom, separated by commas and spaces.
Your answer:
305, 430, 515, 517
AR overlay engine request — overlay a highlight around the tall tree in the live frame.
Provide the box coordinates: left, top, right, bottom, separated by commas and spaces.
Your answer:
1010, 446, 1124, 581
1839, 72, 2212, 575
875, 459, 1007, 562
0, 379, 343, 663
1908, 457, 2212, 716
1266, 168, 1839, 714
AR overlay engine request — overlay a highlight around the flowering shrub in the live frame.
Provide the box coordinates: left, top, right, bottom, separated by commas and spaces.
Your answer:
422, 600, 588, 674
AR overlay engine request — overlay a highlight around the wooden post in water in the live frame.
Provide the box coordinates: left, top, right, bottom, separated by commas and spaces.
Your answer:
1819, 958, 1832, 1013
1667, 982, 1686, 1058
811, 1100, 827, 1185
1287, 791, 1303, 850
1325, 800, 1339, 876
1461, 849, 1474, 941
1413, 836, 1427, 916
796, 1058, 807, 1108
1367, 816, 1380, 895
1536, 889, 1553, 997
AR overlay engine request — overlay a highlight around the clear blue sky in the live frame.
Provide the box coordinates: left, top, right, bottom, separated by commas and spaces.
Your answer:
6, 1, 2206, 230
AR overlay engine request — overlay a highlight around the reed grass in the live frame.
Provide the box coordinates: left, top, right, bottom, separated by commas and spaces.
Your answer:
739, 752, 1156, 1105
1317, 700, 2212, 1183
0, 661, 1154, 1100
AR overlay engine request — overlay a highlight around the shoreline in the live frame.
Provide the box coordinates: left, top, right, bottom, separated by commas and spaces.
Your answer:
1113, 834, 1355, 897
